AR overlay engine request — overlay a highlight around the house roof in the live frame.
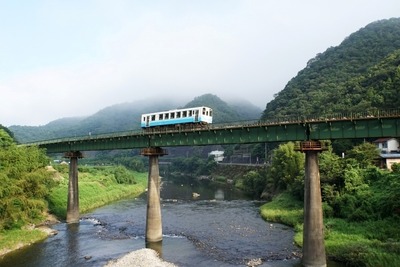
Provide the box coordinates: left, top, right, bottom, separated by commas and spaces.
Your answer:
380, 153, 400, 159
373, 138, 397, 143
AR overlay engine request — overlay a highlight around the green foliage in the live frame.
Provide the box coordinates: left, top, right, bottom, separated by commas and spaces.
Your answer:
0, 229, 48, 254
238, 142, 305, 199
261, 194, 400, 267
170, 156, 216, 177
242, 170, 266, 196
0, 132, 52, 230
324, 218, 400, 267
346, 142, 380, 168
259, 193, 303, 228
319, 150, 344, 205
392, 163, 400, 173
48, 166, 147, 218
262, 18, 400, 119
0, 129, 14, 147
80, 150, 146, 172
11, 94, 261, 143
111, 166, 137, 184
267, 142, 305, 196
185, 94, 238, 122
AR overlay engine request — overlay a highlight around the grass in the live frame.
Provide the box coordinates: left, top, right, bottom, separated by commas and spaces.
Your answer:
0, 167, 148, 258
259, 193, 400, 267
0, 229, 48, 256
48, 168, 148, 219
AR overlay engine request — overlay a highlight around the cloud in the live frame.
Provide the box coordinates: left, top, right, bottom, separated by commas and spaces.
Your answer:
1, 0, 400, 126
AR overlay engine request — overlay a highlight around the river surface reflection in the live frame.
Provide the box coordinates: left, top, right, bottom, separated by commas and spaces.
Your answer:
0, 180, 343, 267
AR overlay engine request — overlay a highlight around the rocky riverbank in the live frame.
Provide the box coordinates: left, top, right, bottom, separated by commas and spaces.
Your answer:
104, 248, 177, 267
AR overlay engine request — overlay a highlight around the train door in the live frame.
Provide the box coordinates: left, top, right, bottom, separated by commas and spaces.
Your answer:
195, 109, 199, 122
146, 116, 150, 127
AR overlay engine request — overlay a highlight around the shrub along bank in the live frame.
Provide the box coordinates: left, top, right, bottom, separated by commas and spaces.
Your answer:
260, 194, 400, 266
48, 165, 147, 218
254, 142, 400, 267
0, 133, 148, 258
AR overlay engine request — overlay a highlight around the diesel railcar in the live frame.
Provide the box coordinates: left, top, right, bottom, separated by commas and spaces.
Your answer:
141, 106, 213, 128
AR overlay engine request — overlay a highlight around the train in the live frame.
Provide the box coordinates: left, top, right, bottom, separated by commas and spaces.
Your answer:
141, 106, 213, 128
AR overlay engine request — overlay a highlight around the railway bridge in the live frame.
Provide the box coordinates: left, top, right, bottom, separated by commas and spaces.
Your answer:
25, 109, 400, 267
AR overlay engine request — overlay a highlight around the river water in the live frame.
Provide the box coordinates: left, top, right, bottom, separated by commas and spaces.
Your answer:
0, 180, 341, 267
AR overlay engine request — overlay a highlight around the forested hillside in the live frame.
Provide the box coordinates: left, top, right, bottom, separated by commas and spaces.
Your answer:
262, 18, 400, 118
10, 94, 261, 143
0, 129, 52, 230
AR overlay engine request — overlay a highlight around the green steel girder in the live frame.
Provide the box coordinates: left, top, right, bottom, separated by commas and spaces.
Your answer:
309, 118, 400, 140
37, 134, 151, 153
31, 116, 400, 154
148, 123, 308, 147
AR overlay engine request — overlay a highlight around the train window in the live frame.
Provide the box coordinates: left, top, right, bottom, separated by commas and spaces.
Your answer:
170, 112, 175, 119
176, 112, 181, 118
165, 113, 169, 119
151, 115, 156, 121
183, 111, 187, 117
159, 114, 163, 120
209, 110, 212, 116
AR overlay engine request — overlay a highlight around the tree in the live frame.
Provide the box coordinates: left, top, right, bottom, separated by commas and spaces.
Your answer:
319, 149, 344, 203
346, 142, 380, 168
242, 171, 266, 197
267, 142, 305, 196
0, 132, 53, 230
0, 129, 14, 147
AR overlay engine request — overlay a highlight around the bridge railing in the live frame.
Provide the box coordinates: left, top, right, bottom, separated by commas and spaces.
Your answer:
256, 109, 400, 125
24, 109, 400, 145
211, 109, 400, 129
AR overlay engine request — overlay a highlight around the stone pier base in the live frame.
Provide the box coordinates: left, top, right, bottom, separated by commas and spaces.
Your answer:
64, 151, 83, 224
296, 141, 327, 267
141, 147, 168, 243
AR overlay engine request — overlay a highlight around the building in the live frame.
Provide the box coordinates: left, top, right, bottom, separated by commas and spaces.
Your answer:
208, 150, 225, 162
373, 138, 400, 170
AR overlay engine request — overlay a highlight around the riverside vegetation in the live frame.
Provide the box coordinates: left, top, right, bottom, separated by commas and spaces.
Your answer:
0, 128, 148, 256
1, 125, 400, 266
165, 140, 400, 265
249, 142, 400, 267
3, 18, 400, 265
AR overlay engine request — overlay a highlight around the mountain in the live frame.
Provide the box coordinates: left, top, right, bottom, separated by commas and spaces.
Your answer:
183, 94, 261, 123
262, 18, 400, 118
12, 18, 400, 143
10, 94, 262, 143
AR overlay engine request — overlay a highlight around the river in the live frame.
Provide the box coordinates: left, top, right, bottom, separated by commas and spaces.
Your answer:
0, 180, 342, 267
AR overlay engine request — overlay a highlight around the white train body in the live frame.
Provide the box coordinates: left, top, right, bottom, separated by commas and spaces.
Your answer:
141, 106, 213, 128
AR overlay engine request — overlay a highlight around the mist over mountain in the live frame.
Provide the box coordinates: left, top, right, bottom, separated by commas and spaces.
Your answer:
10, 94, 261, 143
9, 18, 400, 143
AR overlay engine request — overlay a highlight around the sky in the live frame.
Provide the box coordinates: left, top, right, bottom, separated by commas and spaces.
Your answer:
1, 0, 399, 126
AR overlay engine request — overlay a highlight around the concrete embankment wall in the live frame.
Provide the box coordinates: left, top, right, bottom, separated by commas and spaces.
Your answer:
211, 163, 265, 181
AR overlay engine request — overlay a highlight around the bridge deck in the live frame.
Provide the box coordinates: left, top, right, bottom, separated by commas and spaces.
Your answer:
25, 109, 400, 153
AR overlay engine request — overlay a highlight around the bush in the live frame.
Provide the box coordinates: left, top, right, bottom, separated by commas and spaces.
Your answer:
0, 142, 52, 230
242, 170, 266, 197
112, 166, 136, 184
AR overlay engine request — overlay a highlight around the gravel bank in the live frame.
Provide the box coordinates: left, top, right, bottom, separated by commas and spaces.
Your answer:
104, 248, 178, 267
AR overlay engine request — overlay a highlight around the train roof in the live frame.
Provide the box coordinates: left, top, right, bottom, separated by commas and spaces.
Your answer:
141, 106, 212, 116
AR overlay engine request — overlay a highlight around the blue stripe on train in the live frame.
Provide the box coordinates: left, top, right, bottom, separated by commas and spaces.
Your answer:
141, 117, 195, 128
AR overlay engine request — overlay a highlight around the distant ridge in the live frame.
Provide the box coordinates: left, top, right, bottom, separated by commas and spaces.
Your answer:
10, 94, 261, 143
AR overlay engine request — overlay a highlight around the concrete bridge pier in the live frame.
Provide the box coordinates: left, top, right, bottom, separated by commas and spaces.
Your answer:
64, 151, 83, 224
141, 147, 168, 243
296, 141, 327, 267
